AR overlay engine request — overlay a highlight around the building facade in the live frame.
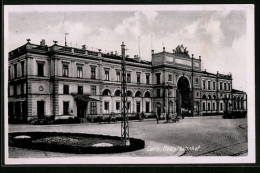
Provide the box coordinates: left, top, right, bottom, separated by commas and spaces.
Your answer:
8, 40, 247, 123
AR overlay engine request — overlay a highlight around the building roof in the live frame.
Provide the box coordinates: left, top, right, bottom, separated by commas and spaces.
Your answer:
232, 89, 246, 94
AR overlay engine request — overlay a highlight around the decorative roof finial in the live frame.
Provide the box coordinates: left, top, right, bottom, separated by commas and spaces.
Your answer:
26, 39, 31, 43
53, 40, 58, 45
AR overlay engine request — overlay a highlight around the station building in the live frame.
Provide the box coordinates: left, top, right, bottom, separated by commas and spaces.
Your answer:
7, 40, 247, 123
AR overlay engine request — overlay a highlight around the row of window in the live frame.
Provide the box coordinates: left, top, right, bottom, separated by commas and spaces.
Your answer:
9, 61, 26, 79
63, 101, 151, 115
63, 85, 96, 95
202, 102, 221, 111
63, 64, 152, 84
202, 80, 231, 91
103, 101, 150, 113
202, 101, 245, 112
8, 83, 26, 96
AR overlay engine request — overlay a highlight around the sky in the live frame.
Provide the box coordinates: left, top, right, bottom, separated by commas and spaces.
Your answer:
6, 5, 253, 92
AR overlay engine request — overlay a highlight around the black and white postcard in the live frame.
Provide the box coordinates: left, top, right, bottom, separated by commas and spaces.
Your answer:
4, 4, 255, 164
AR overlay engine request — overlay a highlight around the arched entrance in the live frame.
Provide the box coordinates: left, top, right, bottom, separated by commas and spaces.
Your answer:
176, 76, 191, 116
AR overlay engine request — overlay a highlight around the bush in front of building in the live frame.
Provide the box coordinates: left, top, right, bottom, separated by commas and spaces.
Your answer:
9, 132, 145, 154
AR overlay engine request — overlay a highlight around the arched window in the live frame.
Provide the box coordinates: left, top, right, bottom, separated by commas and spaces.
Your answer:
127, 90, 132, 97
144, 91, 151, 98
213, 95, 217, 99
102, 89, 111, 96
202, 94, 207, 99
114, 90, 121, 96
135, 91, 142, 97
208, 95, 211, 99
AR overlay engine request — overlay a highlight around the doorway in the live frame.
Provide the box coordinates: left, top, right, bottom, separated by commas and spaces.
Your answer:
37, 101, 45, 119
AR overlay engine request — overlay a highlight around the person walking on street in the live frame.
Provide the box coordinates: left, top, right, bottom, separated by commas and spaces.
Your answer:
155, 113, 159, 124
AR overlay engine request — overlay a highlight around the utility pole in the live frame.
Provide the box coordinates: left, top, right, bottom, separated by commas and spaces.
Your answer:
138, 36, 141, 58
121, 42, 130, 146
191, 54, 194, 116
65, 31, 69, 47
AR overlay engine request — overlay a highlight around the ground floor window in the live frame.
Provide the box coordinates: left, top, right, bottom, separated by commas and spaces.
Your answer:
90, 102, 97, 115
63, 102, 69, 115
104, 101, 109, 113
127, 102, 131, 113
208, 102, 211, 111
146, 102, 150, 113
220, 103, 223, 111
203, 102, 206, 111
136, 102, 141, 113
116, 101, 120, 112
212, 102, 215, 111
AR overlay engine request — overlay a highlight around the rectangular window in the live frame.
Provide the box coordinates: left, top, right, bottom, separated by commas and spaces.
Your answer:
63, 64, 69, 77
203, 80, 206, 90
220, 82, 223, 90
8, 86, 10, 96
228, 83, 231, 91
116, 102, 120, 111
14, 85, 17, 96
136, 102, 141, 113
213, 102, 215, 111
8, 66, 11, 80
21, 61, 25, 76
14, 64, 17, 78
146, 74, 150, 84
63, 85, 69, 94
208, 102, 211, 111
37, 63, 44, 76
91, 67, 96, 79
156, 73, 161, 84
213, 82, 216, 90
203, 102, 206, 111
78, 86, 83, 94
137, 73, 141, 84
63, 102, 69, 115
91, 85, 96, 95
77, 66, 83, 78
168, 74, 172, 81
196, 78, 199, 84
208, 81, 211, 90
105, 70, 109, 81
21, 83, 24, 95
146, 102, 150, 113
90, 102, 97, 115
127, 73, 131, 83
104, 101, 109, 111
220, 103, 223, 111
157, 89, 160, 98
224, 83, 227, 90
116, 71, 120, 82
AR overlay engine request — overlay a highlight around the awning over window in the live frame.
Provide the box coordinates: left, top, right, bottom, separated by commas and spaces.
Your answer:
73, 94, 99, 103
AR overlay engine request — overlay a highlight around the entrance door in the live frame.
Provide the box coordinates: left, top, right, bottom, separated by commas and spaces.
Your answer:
77, 102, 85, 118
37, 101, 45, 119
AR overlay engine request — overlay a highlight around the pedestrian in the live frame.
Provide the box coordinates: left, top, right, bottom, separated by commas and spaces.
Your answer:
155, 113, 159, 124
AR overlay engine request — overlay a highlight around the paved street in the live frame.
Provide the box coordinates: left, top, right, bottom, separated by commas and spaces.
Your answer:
8, 115, 247, 157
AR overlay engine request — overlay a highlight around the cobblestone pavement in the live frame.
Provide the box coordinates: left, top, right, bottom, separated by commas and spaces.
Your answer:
8, 116, 247, 157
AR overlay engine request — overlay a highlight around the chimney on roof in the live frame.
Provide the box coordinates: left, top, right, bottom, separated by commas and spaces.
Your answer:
163, 47, 165, 52
40, 39, 45, 46
82, 45, 86, 50
111, 51, 113, 55
115, 51, 118, 55
192, 54, 194, 58
199, 56, 201, 59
